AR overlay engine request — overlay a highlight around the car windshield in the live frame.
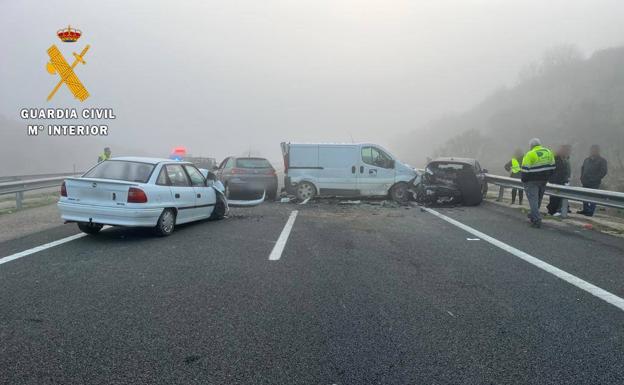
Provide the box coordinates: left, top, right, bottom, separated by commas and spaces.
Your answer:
83, 161, 154, 183
236, 158, 272, 168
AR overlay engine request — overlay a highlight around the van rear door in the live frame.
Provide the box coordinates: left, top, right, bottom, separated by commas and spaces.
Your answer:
317, 145, 359, 195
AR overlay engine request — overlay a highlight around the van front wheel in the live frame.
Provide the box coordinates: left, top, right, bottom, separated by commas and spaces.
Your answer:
295, 181, 316, 201
389, 182, 409, 204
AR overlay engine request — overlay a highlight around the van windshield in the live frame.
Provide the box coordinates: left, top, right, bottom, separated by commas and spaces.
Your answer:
83, 161, 155, 183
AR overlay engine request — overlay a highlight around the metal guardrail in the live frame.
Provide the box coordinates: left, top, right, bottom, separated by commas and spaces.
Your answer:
0, 172, 82, 183
0, 174, 81, 210
485, 174, 624, 210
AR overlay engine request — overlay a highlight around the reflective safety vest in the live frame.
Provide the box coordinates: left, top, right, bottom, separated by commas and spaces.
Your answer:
510, 158, 521, 174
98, 153, 111, 162
521, 145, 555, 174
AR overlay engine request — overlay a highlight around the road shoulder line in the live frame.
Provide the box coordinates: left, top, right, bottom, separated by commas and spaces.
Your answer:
423, 207, 624, 312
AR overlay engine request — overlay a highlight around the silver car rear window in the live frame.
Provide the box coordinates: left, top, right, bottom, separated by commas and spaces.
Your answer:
83, 161, 155, 183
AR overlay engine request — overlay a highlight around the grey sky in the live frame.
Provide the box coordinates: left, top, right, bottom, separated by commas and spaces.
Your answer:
1, 0, 623, 163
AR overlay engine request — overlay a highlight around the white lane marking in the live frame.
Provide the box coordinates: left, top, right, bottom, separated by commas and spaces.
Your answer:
0, 233, 87, 266
423, 207, 624, 312
467, 238, 480, 241
269, 210, 298, 261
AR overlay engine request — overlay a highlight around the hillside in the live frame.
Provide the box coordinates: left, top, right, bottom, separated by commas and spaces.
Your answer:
394, 45, 624, 191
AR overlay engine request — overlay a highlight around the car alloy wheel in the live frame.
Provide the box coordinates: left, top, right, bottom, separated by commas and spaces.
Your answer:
154, 208, 176, 236
160, 210, 175, 233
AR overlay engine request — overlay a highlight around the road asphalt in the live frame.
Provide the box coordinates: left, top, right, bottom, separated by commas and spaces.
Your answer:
1, 200, 623, 384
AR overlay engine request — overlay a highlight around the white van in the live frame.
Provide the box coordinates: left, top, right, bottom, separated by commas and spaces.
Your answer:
280, 142, 419, 201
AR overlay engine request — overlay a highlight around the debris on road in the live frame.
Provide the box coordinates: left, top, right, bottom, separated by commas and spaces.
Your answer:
339, 200, 361, 205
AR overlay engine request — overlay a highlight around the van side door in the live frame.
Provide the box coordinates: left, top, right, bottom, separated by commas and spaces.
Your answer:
358, 146, 396, 196
317, 145, 359, 195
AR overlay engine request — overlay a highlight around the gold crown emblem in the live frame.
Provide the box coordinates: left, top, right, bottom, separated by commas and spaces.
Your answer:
57, 25, 82, 43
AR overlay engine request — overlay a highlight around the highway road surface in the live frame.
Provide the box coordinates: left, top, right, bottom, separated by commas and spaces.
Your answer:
1, 201, 623, 384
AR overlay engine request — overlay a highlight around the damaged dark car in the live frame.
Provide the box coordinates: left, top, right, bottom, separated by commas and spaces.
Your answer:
414, 157, 488, 206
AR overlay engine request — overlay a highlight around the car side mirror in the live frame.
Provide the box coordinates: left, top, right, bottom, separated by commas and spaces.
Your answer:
482, 169, 489, 174
389, 159, 395, 169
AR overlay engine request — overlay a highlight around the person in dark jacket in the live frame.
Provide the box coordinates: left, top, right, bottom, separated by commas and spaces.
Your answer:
577, 145, 608, 216
546, 145, 571, 215
502, 149, 524, 205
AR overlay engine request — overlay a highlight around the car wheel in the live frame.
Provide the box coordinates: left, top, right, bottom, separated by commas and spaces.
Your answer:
267, 187, 278, 201
77, 222, 103, 235
154, 208, 176, 236
389, 182, 409, 203
209, 193, 227, 220
295, 181, 316, 201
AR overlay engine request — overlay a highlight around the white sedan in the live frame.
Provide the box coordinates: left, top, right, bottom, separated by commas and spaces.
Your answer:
58, 157, 264, 236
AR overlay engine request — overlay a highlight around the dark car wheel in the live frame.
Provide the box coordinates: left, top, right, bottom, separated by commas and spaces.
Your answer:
77, 222, 103, 235
267, 186, 278, 201
209, 194, 227, 220
153, 208, 176, 236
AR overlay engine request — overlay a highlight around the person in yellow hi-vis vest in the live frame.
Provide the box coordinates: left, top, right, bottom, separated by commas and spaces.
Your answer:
97, 147, 111, 163
521, 138, 555, 228
502, 149, 524, 205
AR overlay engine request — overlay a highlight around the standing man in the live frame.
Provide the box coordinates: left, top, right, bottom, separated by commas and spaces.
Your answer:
547, 145, 571, 216
503, 149, 524, 205
98, 147, 112, 163
578, 145, 608, 216
521, 138, 555, 228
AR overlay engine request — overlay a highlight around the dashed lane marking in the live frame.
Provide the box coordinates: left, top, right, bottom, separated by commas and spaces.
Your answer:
0, 233, 87, 266
0, 226, 110, 266
424, 207, 624, 312
269, 210, 298, 261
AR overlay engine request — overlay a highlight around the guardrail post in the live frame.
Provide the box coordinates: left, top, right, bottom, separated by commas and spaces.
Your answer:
497, 186, 504, 202
15, 191, 23, 210
560, 198, 568, 219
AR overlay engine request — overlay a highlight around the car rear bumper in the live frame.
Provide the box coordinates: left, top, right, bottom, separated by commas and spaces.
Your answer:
58, 201, 163, 227
227, 177, 277, 193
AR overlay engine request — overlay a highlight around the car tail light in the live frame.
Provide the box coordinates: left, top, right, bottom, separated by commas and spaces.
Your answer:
60, 181, 67, 197
127, 187, 148, 203
266, 169, 276, 175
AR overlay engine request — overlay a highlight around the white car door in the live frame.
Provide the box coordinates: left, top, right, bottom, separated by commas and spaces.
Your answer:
184, 164, 216, 219
358, 146, 396, 196
163, 163, 197, 223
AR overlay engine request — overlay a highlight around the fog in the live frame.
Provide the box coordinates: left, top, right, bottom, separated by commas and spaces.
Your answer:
1, 0, 623, 173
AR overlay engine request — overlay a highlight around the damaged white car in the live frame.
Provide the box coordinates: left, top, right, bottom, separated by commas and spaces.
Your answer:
57, 157, 264, 236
